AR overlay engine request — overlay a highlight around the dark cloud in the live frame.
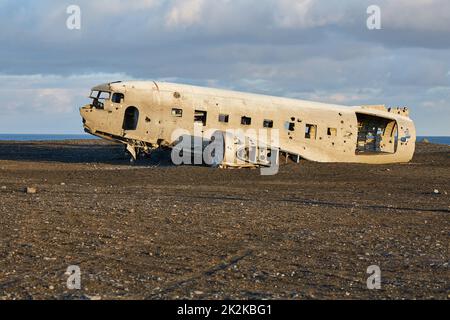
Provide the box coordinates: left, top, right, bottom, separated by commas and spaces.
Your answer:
0, 0, 449, 134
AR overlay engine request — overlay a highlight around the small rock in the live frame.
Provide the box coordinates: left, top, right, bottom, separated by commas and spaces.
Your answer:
26, 187, 37, 194
194, 291, 204, 295
84, 295, 102, 300
1, 186, 6, 190
433, 189, 440, 195
422, 138, 430, 143
60, 182, 66, 186
49, 285, 54, 290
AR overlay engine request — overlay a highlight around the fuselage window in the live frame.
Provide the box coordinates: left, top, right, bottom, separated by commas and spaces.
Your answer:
194, 110, 207, 126
219, 114, 229, 123
172, 108, 183, 117
284, 122, 295, 131
112, 93, 124, 104
305, 124, 317, 139
327, 128, 337, 136
241, 116, 252, 125
263, 119, 274, 128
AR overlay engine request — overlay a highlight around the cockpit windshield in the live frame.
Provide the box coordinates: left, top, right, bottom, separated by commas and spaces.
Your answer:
89, 90, 110, 109
90, 91, 110, 100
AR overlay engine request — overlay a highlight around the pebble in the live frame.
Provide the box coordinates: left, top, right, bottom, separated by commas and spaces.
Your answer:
26, 187, 37, 194
433, 189, 440, 194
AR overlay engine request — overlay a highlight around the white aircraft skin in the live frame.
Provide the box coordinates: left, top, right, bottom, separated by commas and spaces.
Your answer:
80, 81, 416, 167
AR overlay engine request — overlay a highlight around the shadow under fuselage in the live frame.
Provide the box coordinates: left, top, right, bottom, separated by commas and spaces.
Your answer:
0, 140, 174, 166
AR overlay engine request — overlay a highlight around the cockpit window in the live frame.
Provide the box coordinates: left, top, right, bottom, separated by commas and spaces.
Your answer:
90, 91, 99, 99
98, 91, 110, 100
90, 91, 110, 100
90, 90, 110, 109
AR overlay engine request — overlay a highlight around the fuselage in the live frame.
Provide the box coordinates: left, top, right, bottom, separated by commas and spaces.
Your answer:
80, 80, 416, 164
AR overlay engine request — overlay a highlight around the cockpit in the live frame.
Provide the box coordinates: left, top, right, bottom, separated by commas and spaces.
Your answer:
89, 90, 111, 109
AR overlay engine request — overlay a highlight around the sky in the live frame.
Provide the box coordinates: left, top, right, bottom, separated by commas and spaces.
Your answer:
0, 0, 449, 135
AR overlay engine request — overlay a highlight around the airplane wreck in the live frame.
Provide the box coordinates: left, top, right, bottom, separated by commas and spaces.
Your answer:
80, 81, 416, 168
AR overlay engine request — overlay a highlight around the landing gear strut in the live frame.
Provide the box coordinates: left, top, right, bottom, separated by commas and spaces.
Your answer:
126, 144, 137, 161
124, 141, 154, 165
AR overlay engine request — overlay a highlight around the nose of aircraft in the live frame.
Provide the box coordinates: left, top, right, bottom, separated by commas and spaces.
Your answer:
80, 104, 94, 131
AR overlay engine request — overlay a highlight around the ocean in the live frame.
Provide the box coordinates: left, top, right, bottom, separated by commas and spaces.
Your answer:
417, 136, 450, 145
0, 134, 98, 141
0, 134, 448, 145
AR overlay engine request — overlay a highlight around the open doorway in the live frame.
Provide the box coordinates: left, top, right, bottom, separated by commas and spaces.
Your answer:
356, 113, 398, 154
123, 106, 139, 130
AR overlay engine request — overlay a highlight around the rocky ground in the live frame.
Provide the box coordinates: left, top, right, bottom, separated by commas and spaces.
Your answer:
0, 140, 448, 300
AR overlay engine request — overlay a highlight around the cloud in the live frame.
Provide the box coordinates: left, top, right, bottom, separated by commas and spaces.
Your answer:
89, 0, 161, 13
165, 0, 206, 28
274, 0, 345, 29
0, 73, 134, 133
380, 0, 450, 32
0, 1, 449, 134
